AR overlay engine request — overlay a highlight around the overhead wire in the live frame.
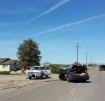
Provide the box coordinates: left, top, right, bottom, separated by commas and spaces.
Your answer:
47, 0, 88, 61
56, 0, 93, 55
51, 0, 92, 62
39, 0, 71, 40
22, 0, 88, 58
52, 0, 79, 40
23, 0, 105, 64
45, 0, 77, 40
38, 0, 82, 60
27, 0, 72, 49
54, 0, 90, 57
25, 0, 66, 54
45, 0, 90, 58
25, 0, 80, 60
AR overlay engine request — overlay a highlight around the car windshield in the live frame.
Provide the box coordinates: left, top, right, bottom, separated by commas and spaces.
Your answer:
33, 67, 43, 70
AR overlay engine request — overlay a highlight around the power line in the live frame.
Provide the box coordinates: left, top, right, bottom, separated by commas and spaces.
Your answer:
27, 0, 69, 42
55, 0, 79, 40
40, 0, 71, 40
47, 0, 79, 40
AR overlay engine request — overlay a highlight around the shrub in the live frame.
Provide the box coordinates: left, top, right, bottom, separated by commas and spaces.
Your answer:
49, 64, 60, 74
0, 71, 10, 75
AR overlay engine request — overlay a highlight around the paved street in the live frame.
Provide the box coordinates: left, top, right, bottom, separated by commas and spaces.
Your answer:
0, 67, 105, 101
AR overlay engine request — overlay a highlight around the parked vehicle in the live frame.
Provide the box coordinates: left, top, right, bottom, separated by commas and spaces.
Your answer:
26, 66, 51, 79
59, 65, 89, 82
99, 65, 105, 71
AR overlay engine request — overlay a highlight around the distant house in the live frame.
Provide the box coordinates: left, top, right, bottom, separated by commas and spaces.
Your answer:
0, 58, 18, 72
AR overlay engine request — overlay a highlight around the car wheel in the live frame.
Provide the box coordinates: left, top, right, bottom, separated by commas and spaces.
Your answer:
41, 73, 43, 78
83, 80, 86, 82
29, 76, 32, 80
59, 75, 62, 80
46, 75, 48, 78
67, 76, 71, 82
59, 74, 64, 80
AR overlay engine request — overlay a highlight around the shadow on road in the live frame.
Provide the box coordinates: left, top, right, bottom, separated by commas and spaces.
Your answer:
27, 76, 52, 80
44, 79, 60, 82
70, 81, 92, 83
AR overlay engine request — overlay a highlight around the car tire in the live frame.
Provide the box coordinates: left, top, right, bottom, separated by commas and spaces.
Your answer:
59, 75, 62, 80
83, 80, 86, 82
29, 76, 32, 80
59, 74, 64, 80
41, 73, 43, 78
46, 75, 48, 78
67, 76, 71, 82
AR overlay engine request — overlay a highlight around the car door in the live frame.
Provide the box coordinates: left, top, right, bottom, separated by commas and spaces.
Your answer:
44, 67, 51, 75
26, 66, 31, 74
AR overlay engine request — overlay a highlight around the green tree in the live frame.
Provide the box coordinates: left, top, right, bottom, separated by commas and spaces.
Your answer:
17, 38, 42, 69
73, 62, 81, 65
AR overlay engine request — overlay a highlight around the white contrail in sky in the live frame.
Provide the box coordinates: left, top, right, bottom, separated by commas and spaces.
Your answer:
2, 26, 20, 36
24, 0, 69, 25
1, 14, 105, 46
16, 14, 105, 39
3, 0, 69, 36
2, 30, 14, 36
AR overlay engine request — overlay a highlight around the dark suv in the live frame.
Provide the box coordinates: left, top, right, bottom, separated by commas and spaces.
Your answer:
99, 65, 105, 71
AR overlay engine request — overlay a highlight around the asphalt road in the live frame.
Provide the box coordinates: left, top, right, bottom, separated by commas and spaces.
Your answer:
0, 67, 105, 101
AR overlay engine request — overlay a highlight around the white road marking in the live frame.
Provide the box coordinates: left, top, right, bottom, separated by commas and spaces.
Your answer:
70, 88, 76, 93
93, 75, 95, 77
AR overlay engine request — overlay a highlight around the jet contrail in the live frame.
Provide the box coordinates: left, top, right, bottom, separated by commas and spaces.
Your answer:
2, 30, 14, 36
2, 26, 20, 36
24, 0, 69, 25
1, 14, 105, 46
15, 14, 105, 39
3, 0, 69, 36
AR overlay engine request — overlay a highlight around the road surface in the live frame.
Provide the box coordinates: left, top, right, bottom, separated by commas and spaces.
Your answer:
0, 67, 105, 101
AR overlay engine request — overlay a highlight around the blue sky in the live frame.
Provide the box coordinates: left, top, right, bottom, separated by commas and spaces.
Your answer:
0, 0, 105, 64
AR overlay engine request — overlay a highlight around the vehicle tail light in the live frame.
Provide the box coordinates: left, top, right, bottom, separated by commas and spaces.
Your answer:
85, 73, 88, 76
72, 73, 76, 76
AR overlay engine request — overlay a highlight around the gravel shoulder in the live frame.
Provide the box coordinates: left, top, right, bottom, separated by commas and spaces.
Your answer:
0, 74, 58, 90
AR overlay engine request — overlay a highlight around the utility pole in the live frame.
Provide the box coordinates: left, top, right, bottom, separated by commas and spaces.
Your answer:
90, 56, 92, 64
75, 40, 81, 64
86, 52, 88, 66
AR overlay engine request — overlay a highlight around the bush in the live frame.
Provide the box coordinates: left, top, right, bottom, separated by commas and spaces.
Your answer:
49, 64, 60, 74
0, 71, 10, 75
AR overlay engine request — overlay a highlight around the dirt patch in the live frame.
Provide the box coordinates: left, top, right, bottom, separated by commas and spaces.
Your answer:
0, 80, 36, 90
0, 74, 58, 90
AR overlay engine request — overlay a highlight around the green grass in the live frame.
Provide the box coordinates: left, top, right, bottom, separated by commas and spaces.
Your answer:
0, 71, 22, 75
